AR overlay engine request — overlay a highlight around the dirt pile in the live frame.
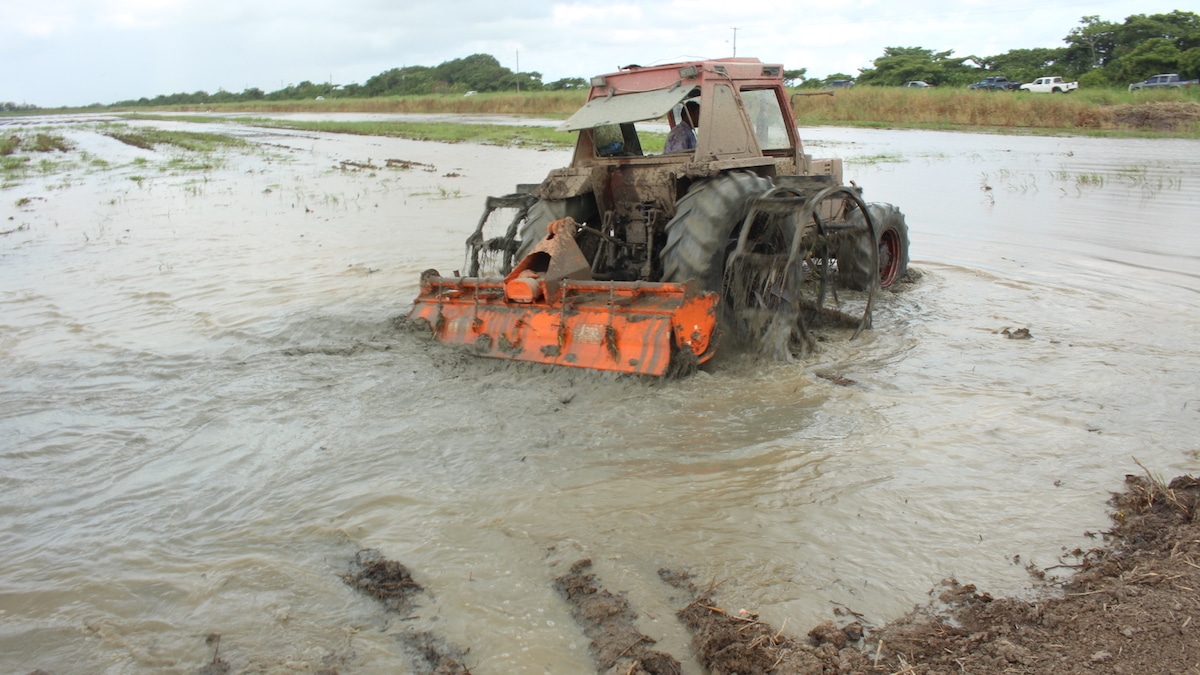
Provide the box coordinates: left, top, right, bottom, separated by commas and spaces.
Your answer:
1107, 102, 1200, 132
339, 548, 423, 613
677, 600, 868, 674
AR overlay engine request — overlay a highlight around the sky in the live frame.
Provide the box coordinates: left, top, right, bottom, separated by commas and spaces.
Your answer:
1, 0, 1190, 108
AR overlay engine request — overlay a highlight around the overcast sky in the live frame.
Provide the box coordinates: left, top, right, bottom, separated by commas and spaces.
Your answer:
1, 0, 1189, 107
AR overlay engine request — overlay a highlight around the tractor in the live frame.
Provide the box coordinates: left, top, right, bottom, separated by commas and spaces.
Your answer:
408, 58, 910, 375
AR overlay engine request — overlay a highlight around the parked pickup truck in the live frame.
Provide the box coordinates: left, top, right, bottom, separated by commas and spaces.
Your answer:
968, 76, 1020, 91
1020, 76, 1078, 94
1128, 74, 1199, 91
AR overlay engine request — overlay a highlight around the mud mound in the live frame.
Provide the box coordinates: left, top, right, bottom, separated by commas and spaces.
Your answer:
677, 600, 861, 674
553, 559, 682, 674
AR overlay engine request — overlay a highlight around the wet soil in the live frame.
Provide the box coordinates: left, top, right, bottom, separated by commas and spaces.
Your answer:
312, 476, 1200, 675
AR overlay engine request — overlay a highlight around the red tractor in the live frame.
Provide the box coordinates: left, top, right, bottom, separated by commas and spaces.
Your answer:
410, 58, 910, 375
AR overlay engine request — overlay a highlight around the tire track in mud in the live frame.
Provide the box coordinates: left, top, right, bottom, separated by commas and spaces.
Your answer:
552, 558, 683, 675
340, 549, 473, 674
552, 557, 863, 675
337, 545, 863, 674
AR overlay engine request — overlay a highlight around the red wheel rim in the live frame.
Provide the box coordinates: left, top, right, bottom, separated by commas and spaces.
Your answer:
878, 228, 901, 288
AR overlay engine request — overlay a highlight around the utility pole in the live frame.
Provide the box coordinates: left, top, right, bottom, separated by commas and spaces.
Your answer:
516, 49, 521, 93
731, 27, 738, 56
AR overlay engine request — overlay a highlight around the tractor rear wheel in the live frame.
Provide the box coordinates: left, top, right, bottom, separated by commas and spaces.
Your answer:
659, 170, 772, 292
837, 202, 909, 290
512, 197, 596, 269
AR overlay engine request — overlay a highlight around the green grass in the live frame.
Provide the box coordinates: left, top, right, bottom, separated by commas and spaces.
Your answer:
115, 90, 588, 117
134, 115, 578, 147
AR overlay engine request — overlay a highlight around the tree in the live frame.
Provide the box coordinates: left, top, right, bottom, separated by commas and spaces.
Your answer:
856, 47, 978, 86
783, 68, 807, 86
1180, 47, 1200, 78
980, 47, 1068, 83
1116, 37, 1183, 81
434, 54, 513, 92
1063, 15, 1118, 73
547, 77, 588, 90
1061, 11, 1200, 81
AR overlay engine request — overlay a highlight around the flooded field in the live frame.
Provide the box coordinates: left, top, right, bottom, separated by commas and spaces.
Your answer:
2, 114, 1198, 674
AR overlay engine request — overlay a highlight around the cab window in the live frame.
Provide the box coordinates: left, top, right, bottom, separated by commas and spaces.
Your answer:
740, 88, 792, 152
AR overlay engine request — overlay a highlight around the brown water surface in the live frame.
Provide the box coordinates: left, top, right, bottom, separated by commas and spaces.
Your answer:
2, 115, 1198, 673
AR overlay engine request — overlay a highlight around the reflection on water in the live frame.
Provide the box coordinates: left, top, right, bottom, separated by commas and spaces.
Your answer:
2, 116, 1199, 673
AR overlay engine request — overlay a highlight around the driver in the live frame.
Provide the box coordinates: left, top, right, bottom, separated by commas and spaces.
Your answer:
664, 101, 699, 153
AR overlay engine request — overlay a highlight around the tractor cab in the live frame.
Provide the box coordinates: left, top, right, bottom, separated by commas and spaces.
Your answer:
557, 59, 806, 174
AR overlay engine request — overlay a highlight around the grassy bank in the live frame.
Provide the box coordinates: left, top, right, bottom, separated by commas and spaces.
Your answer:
142, 90, 588, 117
792, 87, 1200, 136
122, 114, 582, 147
112, 86, 1200, 138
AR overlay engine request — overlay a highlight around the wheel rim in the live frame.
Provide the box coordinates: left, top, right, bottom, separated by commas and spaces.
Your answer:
878, 228, 901, 288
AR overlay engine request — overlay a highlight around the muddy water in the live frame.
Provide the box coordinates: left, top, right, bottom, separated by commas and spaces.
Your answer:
2, 115, 1198, 674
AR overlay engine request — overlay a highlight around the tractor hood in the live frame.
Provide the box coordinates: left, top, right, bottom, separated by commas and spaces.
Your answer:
558, 86, 696, 132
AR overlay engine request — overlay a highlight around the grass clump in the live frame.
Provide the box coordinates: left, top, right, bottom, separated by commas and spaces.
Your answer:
2, 156, 29, 171
1, 135, 20, 156
1, 132, 74, 157
102, 126, 246, 151
31, 133, 73, 152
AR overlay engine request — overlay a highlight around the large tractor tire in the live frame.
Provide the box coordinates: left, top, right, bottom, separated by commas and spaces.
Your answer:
512, 196, 596, 266
659, 170, 773, 292
837, 202, 909, 290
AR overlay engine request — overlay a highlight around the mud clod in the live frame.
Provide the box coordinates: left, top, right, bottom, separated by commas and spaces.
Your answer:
339, 549, 471, 673
339, 549, 423, 613
554, 559, 682, 674
400, 631, 472, 675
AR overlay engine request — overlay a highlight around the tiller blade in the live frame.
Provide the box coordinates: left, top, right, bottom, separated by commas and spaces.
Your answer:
407, 219, 718, 376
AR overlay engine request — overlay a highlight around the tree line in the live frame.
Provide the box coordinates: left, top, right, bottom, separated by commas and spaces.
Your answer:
844, 10, 1200, 87
107, 53, 577, 108
7, 10, 1193, 110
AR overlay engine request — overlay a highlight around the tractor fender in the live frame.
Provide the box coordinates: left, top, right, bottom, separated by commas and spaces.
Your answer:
536, 169, 595, 201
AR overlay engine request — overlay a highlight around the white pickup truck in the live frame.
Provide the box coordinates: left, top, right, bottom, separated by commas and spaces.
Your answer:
1019, 77, 1078, 94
